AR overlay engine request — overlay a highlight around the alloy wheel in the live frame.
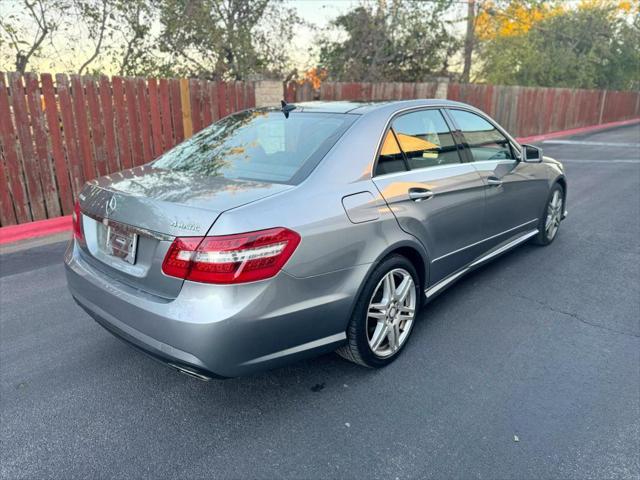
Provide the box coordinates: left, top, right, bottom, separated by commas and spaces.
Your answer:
545, 190, 563, 240
366, 268, 417, 358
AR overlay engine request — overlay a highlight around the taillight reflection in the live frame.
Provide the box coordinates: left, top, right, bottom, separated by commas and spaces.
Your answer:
72, 200, 83, 240
162, 227, 301, 284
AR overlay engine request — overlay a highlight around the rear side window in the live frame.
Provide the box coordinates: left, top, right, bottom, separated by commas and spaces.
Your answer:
153, 110, 356, 184
376, 130, 406, 175
447, 109, 515, 162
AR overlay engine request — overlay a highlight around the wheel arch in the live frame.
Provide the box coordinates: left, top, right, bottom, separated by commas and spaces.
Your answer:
554, 174, 567, 194
367, 239, 429, 292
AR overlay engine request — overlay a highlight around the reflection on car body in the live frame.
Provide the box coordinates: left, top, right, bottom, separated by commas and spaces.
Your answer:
65, 99, 567, 379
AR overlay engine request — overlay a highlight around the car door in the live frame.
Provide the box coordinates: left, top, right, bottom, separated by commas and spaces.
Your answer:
446, 108, 546, 250
372, 108, 486, 285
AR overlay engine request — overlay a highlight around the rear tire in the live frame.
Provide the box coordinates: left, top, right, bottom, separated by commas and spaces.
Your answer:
337, 254, 421, 368
532, 183, 564, 246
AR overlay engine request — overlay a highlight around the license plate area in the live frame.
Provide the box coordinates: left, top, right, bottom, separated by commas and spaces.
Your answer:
106, 224, 138, 265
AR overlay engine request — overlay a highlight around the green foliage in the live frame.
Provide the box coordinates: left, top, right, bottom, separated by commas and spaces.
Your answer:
108, 0, 159, 76
318, 0, 459, 82
157, 0, 300, 80
0, 0, 637, 90
479, 3, 640, 90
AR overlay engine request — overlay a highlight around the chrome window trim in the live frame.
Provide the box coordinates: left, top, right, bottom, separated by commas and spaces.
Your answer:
370, 103, 523, 179
444, 106, 522, 152
371, 104, 458, 178
469, 158, 519, 167
432, 218, 538, 263
373, 159, 474, 180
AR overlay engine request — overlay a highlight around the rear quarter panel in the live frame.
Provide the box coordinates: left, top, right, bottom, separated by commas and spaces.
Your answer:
208, 178, 426, 280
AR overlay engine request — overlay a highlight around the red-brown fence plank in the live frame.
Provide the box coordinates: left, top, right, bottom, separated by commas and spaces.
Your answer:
136, 78, 153, 163
169, 78, 184, 144
158, 78, 173, 153
285, 82, 296, 103
217, 82, 228, 118
3, 73, 639, 225
189, 79, 203, 134
41, 73, 74, 214
225, 82, 234, 114
70, 75, 96, 182
0, 72, 25, 224
236, 82, 247, 112
24, 73, 60, 217
248, 83, 256, 108
0, 153, 16, 225
111, 76, 133, 170
9, 72, 46, 220
98, 75, 119, 173
208, 81, 220, 123
233, 82, 243, 111
84, 77, 108, 178
201, 80, 212, 127
56, 74, 84, 195
124, 77, 144, 166
147, 78, 163, 157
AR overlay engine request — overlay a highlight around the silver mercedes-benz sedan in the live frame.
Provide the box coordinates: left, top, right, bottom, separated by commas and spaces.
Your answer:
65, 99, 567, 379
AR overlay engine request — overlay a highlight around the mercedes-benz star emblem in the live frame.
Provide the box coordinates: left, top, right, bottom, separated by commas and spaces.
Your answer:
105, 195, 117, 217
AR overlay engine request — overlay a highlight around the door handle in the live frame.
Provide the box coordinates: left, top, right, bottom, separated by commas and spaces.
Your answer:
408, 188, 434, 202
487, 177, 503, 186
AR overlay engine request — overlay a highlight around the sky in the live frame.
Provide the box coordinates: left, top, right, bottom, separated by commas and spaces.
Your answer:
0, 0, 467, 74
284, 0, 361, 71
0, 0, 360, 73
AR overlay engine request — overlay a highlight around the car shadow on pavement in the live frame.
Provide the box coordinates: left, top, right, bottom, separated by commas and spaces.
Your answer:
94, 240, 544, 405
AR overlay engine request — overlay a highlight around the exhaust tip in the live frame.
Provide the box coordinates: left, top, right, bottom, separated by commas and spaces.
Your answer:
169, 363, 211, 381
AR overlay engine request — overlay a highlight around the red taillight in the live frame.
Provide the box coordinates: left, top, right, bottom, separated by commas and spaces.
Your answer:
162, 227, 301, 284
72, 200, 83, 240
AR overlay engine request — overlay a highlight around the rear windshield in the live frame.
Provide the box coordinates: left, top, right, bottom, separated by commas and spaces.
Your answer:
153, 110, 357, 184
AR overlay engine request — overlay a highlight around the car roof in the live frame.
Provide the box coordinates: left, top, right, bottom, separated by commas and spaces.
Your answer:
286, 99, 473, 115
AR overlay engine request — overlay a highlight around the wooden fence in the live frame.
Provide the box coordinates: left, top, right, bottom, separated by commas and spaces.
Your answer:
1, 73, 639, 227
286, 81, 640, 138
0, 72, 255, 226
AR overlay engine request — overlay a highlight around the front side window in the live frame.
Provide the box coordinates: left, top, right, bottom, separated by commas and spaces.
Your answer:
391, 109, 461, 170
447, 109, 515, 162
153, 110, 356, 184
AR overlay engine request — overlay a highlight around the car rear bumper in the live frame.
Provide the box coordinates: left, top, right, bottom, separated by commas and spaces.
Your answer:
65, 240, 369, 378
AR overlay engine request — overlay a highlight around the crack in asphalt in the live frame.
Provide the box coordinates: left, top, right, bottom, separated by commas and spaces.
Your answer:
511, 292, 640, 339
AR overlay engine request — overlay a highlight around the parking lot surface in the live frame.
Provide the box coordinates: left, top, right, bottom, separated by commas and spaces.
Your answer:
1, 124, 639, 479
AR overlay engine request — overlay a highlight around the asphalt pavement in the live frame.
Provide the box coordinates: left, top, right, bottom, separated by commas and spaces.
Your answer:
1, 124, 639, 479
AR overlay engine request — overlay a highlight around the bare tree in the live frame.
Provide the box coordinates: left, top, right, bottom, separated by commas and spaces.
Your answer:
113, 0, 159, 76
0, 0, 58, 74
77, 0, 111, 74
461, 0, 475, 83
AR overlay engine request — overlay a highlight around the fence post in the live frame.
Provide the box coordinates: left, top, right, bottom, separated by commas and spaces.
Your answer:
598, 90, 607, 124
180, 78, 193, 139
254, 80, 283, 107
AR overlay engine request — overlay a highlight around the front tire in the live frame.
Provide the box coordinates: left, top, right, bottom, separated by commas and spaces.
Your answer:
532, 183, 564, 246
337, 254, 421, 368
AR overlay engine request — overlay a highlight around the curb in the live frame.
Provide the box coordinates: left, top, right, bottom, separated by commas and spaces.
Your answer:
0, 215, 71, 245
1, 117, 638, 247
516, 117, 640, 144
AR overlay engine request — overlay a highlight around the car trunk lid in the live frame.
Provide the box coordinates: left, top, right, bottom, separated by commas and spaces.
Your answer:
77, 165, 292, 299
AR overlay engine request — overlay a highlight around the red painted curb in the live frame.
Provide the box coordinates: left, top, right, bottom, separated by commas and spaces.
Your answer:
516, 117, 640, 144
1, 117, 638, 246
0, 215, 72, 245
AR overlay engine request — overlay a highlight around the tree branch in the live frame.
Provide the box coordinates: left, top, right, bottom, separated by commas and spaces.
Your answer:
78, 0, 109, 75
15, 0, 50, 74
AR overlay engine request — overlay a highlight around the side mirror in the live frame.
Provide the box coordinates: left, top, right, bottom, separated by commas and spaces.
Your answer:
521, 144, 543, 163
